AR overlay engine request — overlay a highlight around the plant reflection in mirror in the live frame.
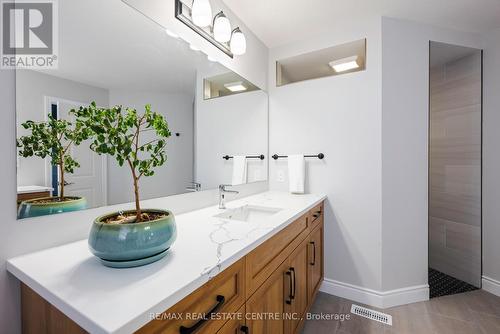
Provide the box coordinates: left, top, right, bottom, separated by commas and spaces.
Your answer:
17, 115, 89, 199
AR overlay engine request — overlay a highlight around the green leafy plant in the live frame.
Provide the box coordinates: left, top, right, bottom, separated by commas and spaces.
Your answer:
72, 102, 171, 222
17, 115, 89, 199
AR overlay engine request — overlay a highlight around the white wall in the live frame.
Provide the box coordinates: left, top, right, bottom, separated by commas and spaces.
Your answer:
381, 17, 483, 291
268, 16, 383, 292
123, 0, 268, 90
108, 90, 194, 204
482, 28, 500, 288
194, 69, 268, 190
16, 71, 109, 187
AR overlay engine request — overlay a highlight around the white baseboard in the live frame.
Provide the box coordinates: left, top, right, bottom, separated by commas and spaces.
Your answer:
320, 278, 429, 309
482, 276, 500, 297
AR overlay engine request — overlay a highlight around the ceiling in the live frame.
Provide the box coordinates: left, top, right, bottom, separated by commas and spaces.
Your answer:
38, 0, 225, 95
223, 0, 500, 48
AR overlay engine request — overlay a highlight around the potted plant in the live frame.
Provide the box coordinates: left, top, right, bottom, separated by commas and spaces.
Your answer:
17, 115, 88, 218
72, 102, 176, 268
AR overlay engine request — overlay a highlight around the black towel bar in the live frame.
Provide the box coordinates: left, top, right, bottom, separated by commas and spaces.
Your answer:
223, 155, 265, 160
272, 153, 324, 160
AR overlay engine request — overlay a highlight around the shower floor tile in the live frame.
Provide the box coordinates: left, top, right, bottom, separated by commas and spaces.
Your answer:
429, 268, 479, 298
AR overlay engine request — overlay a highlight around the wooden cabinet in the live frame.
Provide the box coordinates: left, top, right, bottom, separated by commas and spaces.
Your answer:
216, 306, 246, 334
137, 259, 246, 334
284, 239, 309, 334
308, 202, 323, 232
21, 201, 325, 334
17, 191, 51, 205
245, 214, 308, 296
307, 225, 324, 302
21, 284, 86, 334
245, 261, 289, 334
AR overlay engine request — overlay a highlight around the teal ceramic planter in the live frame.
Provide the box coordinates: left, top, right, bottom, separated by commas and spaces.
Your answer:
18, 196, 87, 219
88, 209, 176, 268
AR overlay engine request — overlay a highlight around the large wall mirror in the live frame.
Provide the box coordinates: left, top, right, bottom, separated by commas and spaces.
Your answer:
16, 0, 268, 219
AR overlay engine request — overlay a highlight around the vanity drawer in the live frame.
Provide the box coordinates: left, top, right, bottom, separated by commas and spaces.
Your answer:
245, 213, 309, 297
308, 202, 324, 230
137, 258, 245, 334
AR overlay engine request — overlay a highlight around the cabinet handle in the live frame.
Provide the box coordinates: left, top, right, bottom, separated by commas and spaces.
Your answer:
240, 325, 249, 333
285, 271, 293, 304
310, 241, 316, 266
179, 295, 225, 334
290, 267, 296, 300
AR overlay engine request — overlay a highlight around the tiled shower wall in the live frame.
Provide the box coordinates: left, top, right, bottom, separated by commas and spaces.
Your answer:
429, 51, 482, 287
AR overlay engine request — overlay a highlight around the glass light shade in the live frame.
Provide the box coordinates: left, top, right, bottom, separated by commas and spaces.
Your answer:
213, 14, 231, 43
192, 0, 212, 27
230, 28, 246, 55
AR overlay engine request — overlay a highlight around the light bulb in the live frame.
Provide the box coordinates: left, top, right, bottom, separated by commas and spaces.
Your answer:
213, 12, 231, 43
191, 0, 212, 27
230, 28, 246, 55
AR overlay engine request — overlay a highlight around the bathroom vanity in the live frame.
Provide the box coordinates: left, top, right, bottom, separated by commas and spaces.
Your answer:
7, 192, 325, 334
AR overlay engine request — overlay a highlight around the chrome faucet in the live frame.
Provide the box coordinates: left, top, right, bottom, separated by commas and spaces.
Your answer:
219, 184, 239, 209
186, 182, 201, 192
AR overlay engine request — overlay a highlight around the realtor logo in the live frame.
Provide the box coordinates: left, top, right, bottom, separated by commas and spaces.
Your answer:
1, 0, 58, 69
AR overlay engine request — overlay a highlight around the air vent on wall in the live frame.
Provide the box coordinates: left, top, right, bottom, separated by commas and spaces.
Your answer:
350, 304, 393, 326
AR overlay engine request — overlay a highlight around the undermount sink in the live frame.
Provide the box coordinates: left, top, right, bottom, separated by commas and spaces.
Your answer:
214, 205, 282, 223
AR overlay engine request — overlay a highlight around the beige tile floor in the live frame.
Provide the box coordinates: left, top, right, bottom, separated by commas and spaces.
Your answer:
302, 290, 500, 334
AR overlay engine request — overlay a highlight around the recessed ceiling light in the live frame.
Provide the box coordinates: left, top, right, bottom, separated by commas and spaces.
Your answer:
224, 81, 247, 92
189, 44, 200, 51
329, 56, 360, 73
165, 29, 179, 39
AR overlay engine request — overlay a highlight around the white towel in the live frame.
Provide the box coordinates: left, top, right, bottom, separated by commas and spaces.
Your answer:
231, 156, 247, 185
288, 154, 305, 194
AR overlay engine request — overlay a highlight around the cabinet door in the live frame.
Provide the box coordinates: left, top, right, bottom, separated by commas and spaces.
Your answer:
137, 259, 245, 334
285, 239, 309, 334
246, 262, 289, 334
217, 305, 246, 334
308, 224, 323, 301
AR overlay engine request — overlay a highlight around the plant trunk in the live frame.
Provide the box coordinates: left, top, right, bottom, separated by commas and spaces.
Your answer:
128, 159, 142, 222
133, 175, 141, 222
59, 158, 64, 199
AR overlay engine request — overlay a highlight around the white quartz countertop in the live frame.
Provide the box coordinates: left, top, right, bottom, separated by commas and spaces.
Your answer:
17, 185, 53, 194
7, 191, 325, 334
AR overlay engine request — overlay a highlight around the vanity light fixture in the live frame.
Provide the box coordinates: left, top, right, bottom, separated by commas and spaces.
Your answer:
213, 11, 231, 43
191, 0, 212, 27
230, 27, 246, 55
329, 56, 360, 73
175, 0, 246, 58
224, 81, 247, 92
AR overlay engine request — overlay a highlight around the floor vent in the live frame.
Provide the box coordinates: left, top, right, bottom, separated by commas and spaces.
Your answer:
350, 304, 392, 326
